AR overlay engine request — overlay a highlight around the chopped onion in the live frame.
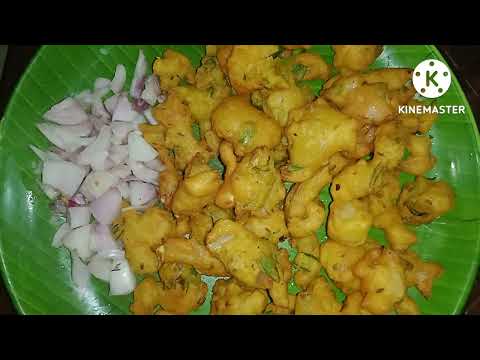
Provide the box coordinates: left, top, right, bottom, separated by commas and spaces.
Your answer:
63, 224, 93, 261
41, 183, 60, 200
109, 258, 136, 296
110, 164, 132, 180
112, 95, 139, 122
70, 192, 87, 206
129, 159, 159, 184
129, 181, 156, 206
143, 108, 158, 125
30, 145, 63, 162
71, 251, 91, 289
111, 64, 126, 94
94, 77, 111, 91
141, 75, 161, 106
116, 181, 130, 200
37, 123, 94, 153
104, 94, 119, 115
145, 158, 166, 172
77, 125, 111, 167
132, 98, 149, 113
90, 224, 119, 252
111, 122, 136, 145
42, 159, 88, 197
52, 222, 71, 248
87, 254, 112, 282
130, 50, 147, 99
64, 120, 94, 137
91, 156, 115, 171
68, 206, 91, 229
109, 144, 128, 165
97, 249, 125, 259
92, 99, 111, 120
90, 115, 110, 133
127, 131, 158, 162
90, 188, 122, 225
43, 97, 88, 125
75, 90, 94, 111
81, 170, 119, 200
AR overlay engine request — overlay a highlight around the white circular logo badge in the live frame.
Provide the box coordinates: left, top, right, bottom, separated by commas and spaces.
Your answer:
412, 59, 451, 99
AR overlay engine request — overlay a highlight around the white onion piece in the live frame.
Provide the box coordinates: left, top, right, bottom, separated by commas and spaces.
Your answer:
91, 156, 115, 171
81, 171, 119, 200
43, 97, 88, 125
63, 120, 93, 137
42, 159, 88, 197
129, 159, 159, 184
130, 50, 147, 99
104, 94, 119, 115
116, 181, 130, 200
143, 108, 158, 125
37, 123, 94, 153
90, 224, 119, 252
75, 90, 94, 111
132, 113, 147, 125
111, 122, 136, 145
127, 131, 158, 162
90, 115, 110, 133
94, 77, 111, 91
52, 222, 71, 248
90, 188, 122, 225
111, 64, 126, 95
63, 224, 93, 261
70, 192, 87, 206
129, 181, 156, 206
145, 158, 166, 172
30, 145, 63, 162
87, 254, 112, 282
71, 251, 91, 289
97, 249, 125, 259
141, 75, 161, 106
77, 125, 111, 167
68, 206, 91, 229
92, 99, 111, 120
112, 95, 139, 122
41, 183, 60, 200
109, 144, 128, 165
110, 164, 131, 180
109, 258, 136, 296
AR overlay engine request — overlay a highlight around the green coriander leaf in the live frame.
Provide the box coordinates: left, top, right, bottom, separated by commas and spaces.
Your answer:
292, 63, 309, 80
208, 156, 225, 176
283, 181, 295, 192
260, 256, 280, 281
191, 122, 201, 141
288, 164, 303, 172
402, 147, 411, 160
362, 152, 374, 161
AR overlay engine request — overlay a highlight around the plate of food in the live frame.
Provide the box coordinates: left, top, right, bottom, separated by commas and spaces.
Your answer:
0, 45, 478, 315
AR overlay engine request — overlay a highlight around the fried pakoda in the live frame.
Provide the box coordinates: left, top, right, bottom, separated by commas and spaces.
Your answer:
292, 235, 322, 290
269, 249, 294, 309
353, 248, 406, 315
398, 177, 455, 225
399, 250, 443, 298
153, 49, 195, 90
394, 295, 420, 315
333, 45, 383, 72
190, 212, 213, 244
206, 219, 277, 289
295, 277, 342, 315
398, 100, 439, 134
113, 207, 175, 274
320, 240, 365, 284
340, 292, 371, 315
226, 45, 289, 94
282, 98, 357, 182
211, 278, 269, 315
171, 152, 223, 215
157, 237, 228, 276
212, 96, 282, 156
328, 199, 373, 247
240, 210, 289, 245
399, 134, 436, 176
284, 166, 331, 237
230, 147, 285, 217
152, 94, 208, 171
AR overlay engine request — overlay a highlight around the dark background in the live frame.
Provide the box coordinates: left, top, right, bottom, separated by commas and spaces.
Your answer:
0, 45, 479, 315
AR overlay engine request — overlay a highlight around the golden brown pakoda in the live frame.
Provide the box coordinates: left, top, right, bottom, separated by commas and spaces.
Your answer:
113, 207, 175, 274
240, 210, 289, 245
399, 250, 443, 298
206, 219, 277, 289
394, 295, 420, 315
212, 96, 282, 156
320, 240, 365, 284
190, 212, 213, 244
295, 277, 342, 315
340, 291, 371, 315
282, 98, 357, 182
292, 235, 322, 290
333, 45, 383, 72
226, 45, 289, 94
153, 49, 195, 90
211, 278, 269, 315
171, 152, 223, 215
398, 177, 455, 225
152, 93, 209, 171
353, 247, 406, 315
268, 249, 294, 309
157, 237, 228, 277
399, 134, 436, 176
327, 199, 373, 247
